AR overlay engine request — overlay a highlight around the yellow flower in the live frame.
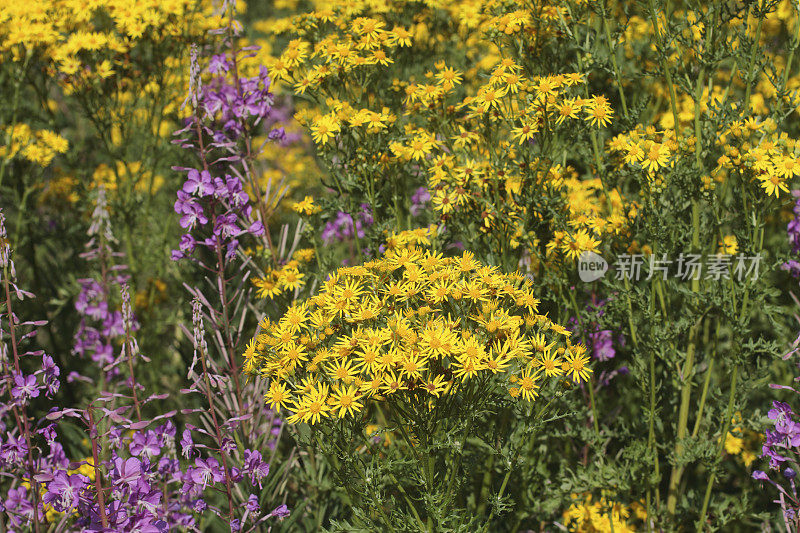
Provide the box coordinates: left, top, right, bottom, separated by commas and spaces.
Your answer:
554, 97, 580, 125
516, 368, 541, 401
329, 384, 364, 418
511, 120, 538, 144
718, 235, 738, 255
310, 113, 341, 145
248, 238, 586, 424
535, 349, 564, 377
724, 432, 744, 455
561, 229, 600, 261
563, 349, 592, 383
388, 26, 412, 47
775, 155, 800, 178
758, 172, 789, 197
641, 141, 670, 172
585, 96, 614, 127
265, 381, 291, 410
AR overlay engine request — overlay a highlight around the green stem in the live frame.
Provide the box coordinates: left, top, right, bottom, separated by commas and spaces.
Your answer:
691, 322, 716, 439
600, 1, 629, 119
0, 51, 31, 190
444, 386, 476, 512
666, 200, 702, 516
647, 0, 682, 137
587, 376, 601, 437
742, 1, 765, 116
696, 365, 739, 531
387, 472, 427, 532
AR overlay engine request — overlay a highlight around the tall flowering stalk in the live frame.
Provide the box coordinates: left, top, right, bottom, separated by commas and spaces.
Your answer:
18, 186, 287, 530
0, 210, 47, 530
783, 190, 800, 279
753, 197, 800, 528
73, 188, 140, 388
753, 327, 800, 530
178, 296, 287, 531
171, 19, 283, 413
167, 5, 294, 530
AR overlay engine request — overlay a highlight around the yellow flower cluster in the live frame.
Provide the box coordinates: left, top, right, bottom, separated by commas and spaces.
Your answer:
251, 248, 315, 300
0, 0, 224, 207
563, 493, 646, 533
0, 124, 68, 167
245, 228, 592, 425
307, 103, 398, 147
714, 117, 800, 198
608, 127, 678, 177
0, 0, 218, 69
262, 11, 412, 94
91, 162, 165, 194
608, 105, 800, 199
722, 412, 760, 467
37, 175, 80, 205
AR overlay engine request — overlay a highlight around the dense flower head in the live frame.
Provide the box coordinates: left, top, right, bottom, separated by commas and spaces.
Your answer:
245, 227, 592, 425
250, 248, 316, 301
200, 58, 276, 139
172, 167, 265, 261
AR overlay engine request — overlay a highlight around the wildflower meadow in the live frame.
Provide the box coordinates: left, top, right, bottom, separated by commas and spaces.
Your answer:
5, 0, 800, 531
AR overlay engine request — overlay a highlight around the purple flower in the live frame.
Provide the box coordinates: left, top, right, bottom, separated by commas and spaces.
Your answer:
39, 423, 58, 444
769, 401, 793, 423
173, 190, 194, 215
179, 234, 197, 254
190, 457, 225, 488
183, 169, 215, 197
180, 429, 195, 459
108, 426, 123, 447
214, 212, 240, 239
193, 499, 207, 513
246, 494, 259, 513
784, 191, 800, 273
588, 329, 616, 361
269, 504, 290, 520
248, 220, 265, 236
753, 470, 770, 481
113, 456, 142, 488
268, 127, 286, 141
321, 208, 373, 245
42, 354, 60, 396
43, 471, 86, 512
130, 430, 161, 457
5, 486, 33, 524
208, 54, 231, 74
179, 200, 208, 230
1, 435, 27, 466
410, 186, 431, 216
11, 373, 40, 400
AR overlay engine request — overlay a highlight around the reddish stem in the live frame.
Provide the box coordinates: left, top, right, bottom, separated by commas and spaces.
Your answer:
87, 408, 109, 528
198, 337, 237, 528
2, 267, 42, 533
